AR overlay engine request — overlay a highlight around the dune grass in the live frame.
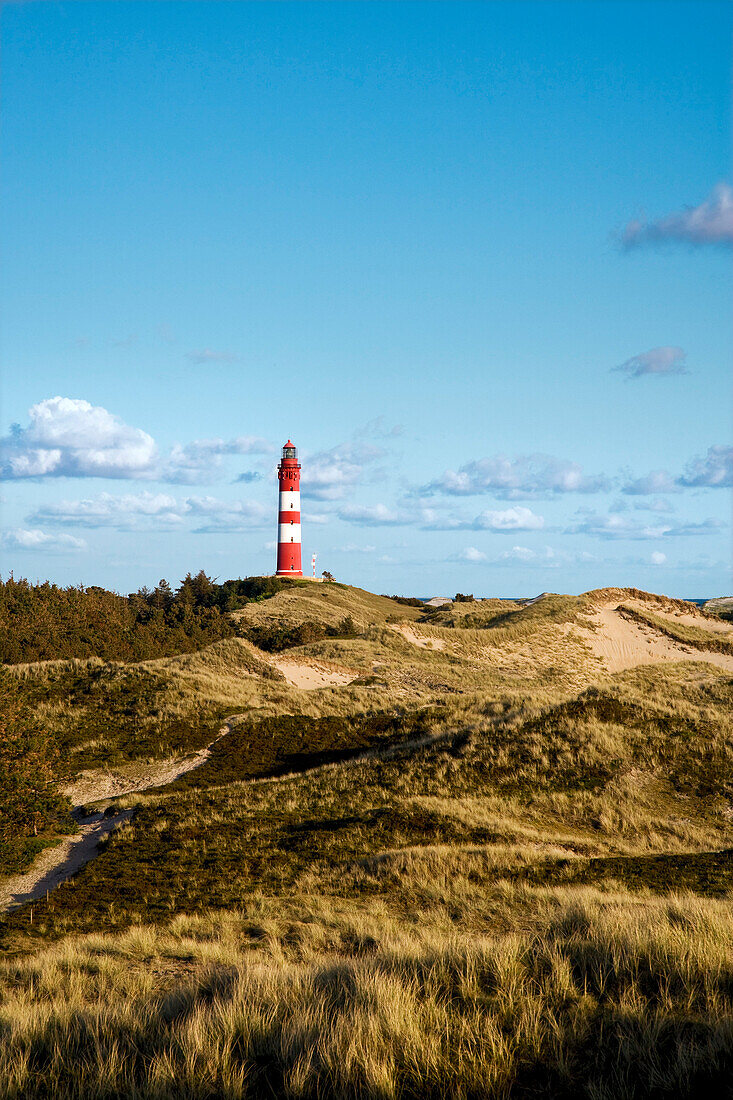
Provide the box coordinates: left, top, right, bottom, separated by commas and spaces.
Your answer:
2, 657, 731, 950
618, 603, 733, 656
2, 582, 733, 1094
2, 887, 733, 1098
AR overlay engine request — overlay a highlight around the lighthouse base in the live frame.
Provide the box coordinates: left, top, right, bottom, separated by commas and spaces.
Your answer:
275, 570, 303, 577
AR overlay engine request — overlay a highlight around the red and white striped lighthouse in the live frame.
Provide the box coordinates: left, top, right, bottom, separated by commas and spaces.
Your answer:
276, 440, 303, 576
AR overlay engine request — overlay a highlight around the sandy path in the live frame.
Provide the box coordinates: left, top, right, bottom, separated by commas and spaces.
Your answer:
573, 606, 733, 674
0, 723, 233, 915
0, 810, 132, 913
389, 624, 446, 650
63, 723, 232, 806
271, 657, 359, 689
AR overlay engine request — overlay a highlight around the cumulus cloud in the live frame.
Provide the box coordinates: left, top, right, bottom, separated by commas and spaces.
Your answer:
570, 511, 723, 540
613, 347, 688, 379
678, 445, 733, 489
498, 545, 539, 563
339, 503, 406, 526
0, 397, 157, 480
29, 491, 271, 534
622, 446, 733, 496
422, 454, 609, 500
162, 436, 273, 484
185, 349, 238, 364
623, 183, 733, 248
184, 497, 270, 533
420, 504, 545, 531
304, 442, 386, 501
0, 397, 273, 485
474, 506, 545, 531
457, 546, 487, 562
30, 491, 184, 529
621, 470, 678, 496
0, 527, 86, 551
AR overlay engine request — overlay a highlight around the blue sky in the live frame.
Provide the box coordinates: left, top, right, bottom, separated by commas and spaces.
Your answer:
1, 0, 730, 596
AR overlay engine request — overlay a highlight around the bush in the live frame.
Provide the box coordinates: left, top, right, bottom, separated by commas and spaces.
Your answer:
241, 616, 360, 653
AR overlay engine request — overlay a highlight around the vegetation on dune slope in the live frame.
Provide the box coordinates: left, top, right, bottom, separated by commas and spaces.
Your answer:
2, 661, 731, 946
0, 674, 73, 873
619, 602, 733, 656
1, 578, 733, 1095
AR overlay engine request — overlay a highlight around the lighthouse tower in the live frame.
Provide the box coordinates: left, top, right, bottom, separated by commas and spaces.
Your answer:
276, 440, 303, 576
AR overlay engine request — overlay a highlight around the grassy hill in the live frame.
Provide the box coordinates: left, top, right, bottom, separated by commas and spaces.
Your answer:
1, 578, 733, 1096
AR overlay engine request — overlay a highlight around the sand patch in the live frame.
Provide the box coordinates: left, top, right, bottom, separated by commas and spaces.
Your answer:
271, 657, 359, 689
389, 624, 446, 650
572, 605, 733, 674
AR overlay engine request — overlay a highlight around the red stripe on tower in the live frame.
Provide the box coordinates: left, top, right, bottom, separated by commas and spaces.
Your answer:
276, 440, 303, 576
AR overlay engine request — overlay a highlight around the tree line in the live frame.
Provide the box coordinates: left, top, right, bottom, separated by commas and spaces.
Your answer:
0, 573, 307, 665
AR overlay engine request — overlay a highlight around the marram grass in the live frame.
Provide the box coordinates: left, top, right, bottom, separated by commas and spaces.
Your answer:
2, 888, 733, 1098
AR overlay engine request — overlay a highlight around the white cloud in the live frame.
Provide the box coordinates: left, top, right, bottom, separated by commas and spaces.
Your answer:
613, 347, 687, 379
31, 491, 184, 529
303, 442, 385, 501
458, 546, 487, 562
0, 527, 86, 551
419, 504, 545, 531
678, 445, 733, 489
0, 397, 157, 480
474, 506, 545, 530
621, 470, 678, 496
422, 454, 609, 499
623, 446, 733, 495
498, 545, 537, 562
651, 551, 667, 565
0, 397, 273, 485
623, 183, 733, 248
185, 497, 270, 533
339, 503, 406, 526
570, 510, 723, 540
28, 490, 272, 533
163, 436, 273, 484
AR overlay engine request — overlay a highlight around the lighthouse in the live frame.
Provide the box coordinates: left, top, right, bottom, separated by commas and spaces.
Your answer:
276, 440, 303, 576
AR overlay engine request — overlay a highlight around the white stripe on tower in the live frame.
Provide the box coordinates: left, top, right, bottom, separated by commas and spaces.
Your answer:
279, 490, 300, 512
278, 523, 301, 542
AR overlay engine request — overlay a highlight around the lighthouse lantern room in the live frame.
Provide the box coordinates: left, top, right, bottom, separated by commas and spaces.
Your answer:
276, 440, 303, 576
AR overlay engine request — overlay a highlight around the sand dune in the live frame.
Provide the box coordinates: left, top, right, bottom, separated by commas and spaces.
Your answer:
573, 603, 733, 674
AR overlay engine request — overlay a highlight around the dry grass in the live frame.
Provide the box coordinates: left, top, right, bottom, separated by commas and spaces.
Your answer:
619, 603, 733, 656
3, 583, 733, 1094
2, 888, 733, 1097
